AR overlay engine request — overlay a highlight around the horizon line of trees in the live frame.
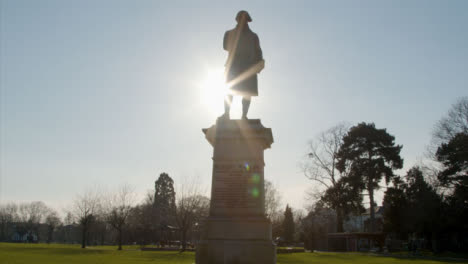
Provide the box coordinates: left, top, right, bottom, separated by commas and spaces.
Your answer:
0, 173, 211, 251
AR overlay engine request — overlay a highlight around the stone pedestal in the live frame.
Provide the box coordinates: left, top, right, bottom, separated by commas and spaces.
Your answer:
196, 119, 276, 264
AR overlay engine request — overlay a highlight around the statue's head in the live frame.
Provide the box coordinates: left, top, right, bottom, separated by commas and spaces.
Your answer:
235, 10, 252, 24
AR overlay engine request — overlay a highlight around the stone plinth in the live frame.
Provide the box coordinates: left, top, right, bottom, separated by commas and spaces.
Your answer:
196, 119, 276, 264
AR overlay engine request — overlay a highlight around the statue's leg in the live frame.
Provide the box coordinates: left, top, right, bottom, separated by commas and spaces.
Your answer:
241, 95, 251, 119
223, 95, 233, 119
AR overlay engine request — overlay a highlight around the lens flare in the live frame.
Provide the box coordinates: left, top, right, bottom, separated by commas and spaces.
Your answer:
251, 173, 260, 184
244, 162, 250, 171
251, 187, 259, 198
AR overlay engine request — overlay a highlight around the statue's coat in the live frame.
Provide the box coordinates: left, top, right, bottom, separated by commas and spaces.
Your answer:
224, 25, 263, 97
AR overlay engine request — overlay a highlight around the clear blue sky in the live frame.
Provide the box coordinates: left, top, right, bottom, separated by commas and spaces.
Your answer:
1, 0, 467, 211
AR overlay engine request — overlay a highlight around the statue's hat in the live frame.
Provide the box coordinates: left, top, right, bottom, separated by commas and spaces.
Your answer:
236, 10, 252, 23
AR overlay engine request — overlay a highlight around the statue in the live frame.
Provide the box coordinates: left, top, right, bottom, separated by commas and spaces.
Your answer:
221, 10, 265, 120
196, 13, 275, 263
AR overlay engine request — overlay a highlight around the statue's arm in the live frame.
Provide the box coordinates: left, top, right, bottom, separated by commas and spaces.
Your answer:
254, 34, 263, 62
223, 31, 229, 51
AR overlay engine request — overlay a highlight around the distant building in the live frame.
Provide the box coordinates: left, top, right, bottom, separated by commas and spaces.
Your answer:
326, 206, 386, 252
343, 206, 384, 232
12, 232, 37, 243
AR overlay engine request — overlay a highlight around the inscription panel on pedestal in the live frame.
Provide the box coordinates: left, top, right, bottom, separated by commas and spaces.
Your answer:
211, 163, 263, 211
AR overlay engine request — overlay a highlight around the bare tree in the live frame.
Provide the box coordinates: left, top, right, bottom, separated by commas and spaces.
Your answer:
423, 97, 468, 192
105, 184, 136, 250
16, 201, 50, 242
0, 203, 18, 241
301, 123, 352, 231
175, 178, 209, 252
71, 189, 102, 248
301, 203, 337, 250
91, 215, 109, 246
127, 190, 159, 246
45, 210, 61, 243
302, 123, 349, 188
431, 96, 468, 149
264, 180, 282, 222
292, 208, 305, 243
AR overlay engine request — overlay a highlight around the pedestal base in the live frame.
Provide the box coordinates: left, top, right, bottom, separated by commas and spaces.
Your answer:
196, 240, 276, 264
196, 217, 276, 264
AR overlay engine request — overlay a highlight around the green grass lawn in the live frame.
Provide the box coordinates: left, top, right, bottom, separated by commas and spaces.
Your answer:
1, 243, 467, 264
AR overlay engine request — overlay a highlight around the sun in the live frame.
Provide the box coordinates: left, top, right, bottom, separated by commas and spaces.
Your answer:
198, 67, 230, 114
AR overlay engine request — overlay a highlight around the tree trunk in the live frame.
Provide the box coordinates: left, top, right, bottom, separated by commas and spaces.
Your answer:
368, 185, 376, 233
101, 231, 105, 246
181, 229, 187, 252
118, 228, 122, 250
47, 228, 53, 244
81, 226, 86, 249
336, 207, 344, 232
34, 225, 40, 242
1, 223, 5, 241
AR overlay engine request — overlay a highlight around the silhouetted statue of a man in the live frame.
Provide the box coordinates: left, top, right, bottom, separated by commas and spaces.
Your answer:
222, 10, 264, 120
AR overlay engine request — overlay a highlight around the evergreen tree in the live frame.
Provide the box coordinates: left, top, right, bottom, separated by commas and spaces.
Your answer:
436, 133, 468, 189
404, 168, 442, 241
436, 133, 468, 251
154, 173, 176, 242
154, 173, 176, 214
383, 167, 443, 251
320, 176, 364, 231
282, 205, 295, 244
337, 122, 403, 232
382, 177, 408, 239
